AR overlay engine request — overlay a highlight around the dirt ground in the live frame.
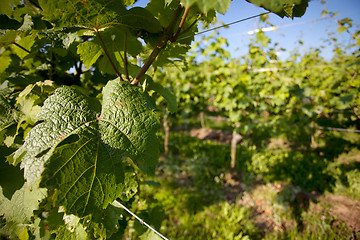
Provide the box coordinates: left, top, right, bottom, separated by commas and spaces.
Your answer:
325, 194, 360, 232
190, 128, 233, 143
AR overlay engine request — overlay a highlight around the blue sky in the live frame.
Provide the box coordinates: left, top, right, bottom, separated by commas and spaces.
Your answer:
134, 0, 360, 60
212, 0, 360, 60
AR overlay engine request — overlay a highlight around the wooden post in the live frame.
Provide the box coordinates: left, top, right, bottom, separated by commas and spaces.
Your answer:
230, 123, 242, 169
164, 117, 170, 155
311, 121, 318, 149
200, 111, 206, 129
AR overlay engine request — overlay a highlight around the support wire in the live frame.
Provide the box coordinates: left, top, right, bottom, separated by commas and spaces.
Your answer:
112, 200, 169, 240
178, 11, 270, 40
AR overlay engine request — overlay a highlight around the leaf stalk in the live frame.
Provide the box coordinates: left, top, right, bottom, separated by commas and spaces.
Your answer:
131, 5, 184, 85
171, 6, 190, 42
95, 30, 123, 81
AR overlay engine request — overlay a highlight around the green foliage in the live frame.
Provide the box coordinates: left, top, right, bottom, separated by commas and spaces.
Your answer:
0, 181, 46, 224
264, 209, 356, 240
6, 0, 354, 238
167, 202, 258, 240
328, 148, 360, 200
180, 0, 232, 14
11, 80, 157, 232
149, 128, 359, 239
246, 0, 309, 18
145, 76, 178, 113
245, 149, 335, 192
0, 160, 24, 199
0, 0, 240, 236
149, 15, 360, 238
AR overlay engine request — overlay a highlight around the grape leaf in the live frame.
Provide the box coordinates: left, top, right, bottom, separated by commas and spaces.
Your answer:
38, 0, 127, 29
0, 30, 17, 48
84, 204, 124, 239
99, 80, 160, 174
118, 168, 138, 202
152, 42, 190, 70
0, 180, 46, 223
77, 41, 103, 68
140, 230, 163, 240
14, 80, 159, 222
0, 14, 22, 30
146, 0, 179, 28
0, 53, 12, 74
55, 222, 88, 240
77, 28, 143, 69
14, 86, 100, 183
12, 35, 36, 59
0, 0, 21, 17
246, 0, 309, 18
180, 0, 231, 14
38, 0, 161, 36
118, 7, 163, 34
0, 94, 16, 132
124, 0, 136, 5
145, 76, 178, 113
0, 160, 24, 199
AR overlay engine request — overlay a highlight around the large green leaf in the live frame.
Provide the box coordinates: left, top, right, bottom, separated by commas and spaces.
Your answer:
180, 0, 231, 14
38, 0, 127, 29
14, 86, 99, 183
38, 0, 161, 34
77, 28, 143, 69
15, 80, 159, 221
118, 7, 163, 34
99, 80, 160, 173
246, 0, 309, 18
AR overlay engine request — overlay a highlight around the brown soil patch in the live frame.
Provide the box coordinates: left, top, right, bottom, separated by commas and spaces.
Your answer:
324, 194, 360, 232
337, 148, 360, 164
190, 128, 232, 143
267, 138, 290, 150
236, 183, 360, 234
237, 183, 294, 233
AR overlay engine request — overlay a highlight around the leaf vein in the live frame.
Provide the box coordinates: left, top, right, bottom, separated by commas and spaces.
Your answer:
53, 137, 95, 177
100, 118, 137, 151
82, 134, 100, 216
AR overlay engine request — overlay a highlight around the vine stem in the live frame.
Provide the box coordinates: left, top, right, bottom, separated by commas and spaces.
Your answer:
123, 32, 129, 81
171, 6, 190, 42
112, 200, 169, 240
13, 42, 53, 66
13, 42, 31, 54
28, 0, 42, 10
95, 29, 123, 81
131, 5, 184, 85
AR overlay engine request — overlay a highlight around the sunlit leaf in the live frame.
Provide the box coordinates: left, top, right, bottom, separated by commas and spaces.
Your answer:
180, 0, 231, 14
13, 80, 159, 223
0, 180, 46, 223
246, 0, 309, 18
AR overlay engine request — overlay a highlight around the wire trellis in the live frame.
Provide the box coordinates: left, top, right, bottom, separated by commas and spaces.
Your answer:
112, 200, 169, 240
178, 11, 271, 40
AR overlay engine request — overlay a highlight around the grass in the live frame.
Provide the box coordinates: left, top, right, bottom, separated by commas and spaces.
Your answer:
130, 127, 360, 239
